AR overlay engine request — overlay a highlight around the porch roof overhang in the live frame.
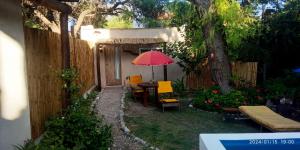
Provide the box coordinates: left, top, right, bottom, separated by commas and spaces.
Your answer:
96, 38, 165, 44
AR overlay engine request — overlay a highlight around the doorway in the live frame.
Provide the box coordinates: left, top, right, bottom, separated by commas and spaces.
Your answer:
104, 45, 122, 86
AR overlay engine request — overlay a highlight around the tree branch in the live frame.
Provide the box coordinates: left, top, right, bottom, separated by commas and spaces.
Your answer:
34, 9, 60, 33
73, 9, 95, 37
106, 0, 129, 14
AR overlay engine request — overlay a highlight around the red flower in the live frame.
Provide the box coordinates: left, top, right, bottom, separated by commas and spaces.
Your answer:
212, 90, 220, 94
207, 99, 213, 104
214, 103, 221, 109
257, 96, 263, 100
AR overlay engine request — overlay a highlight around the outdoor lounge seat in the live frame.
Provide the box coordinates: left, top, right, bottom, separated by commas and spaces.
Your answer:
158, 81, 180, 112
239, 106, 300, 132
128, 75, 144, 100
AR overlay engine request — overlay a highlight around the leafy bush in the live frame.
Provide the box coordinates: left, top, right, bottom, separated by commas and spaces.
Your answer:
239, 87, 265, 105
17, 69, 112, 150
172, 77, 186, 96
193, 86, 249, 112
40, 93, 112, 150
265, 79, 288, 100
193, 86, 223, 111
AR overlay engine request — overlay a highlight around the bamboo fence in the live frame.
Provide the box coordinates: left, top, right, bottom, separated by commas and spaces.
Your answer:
186, 61, 258, 89
24, 27, 95, 139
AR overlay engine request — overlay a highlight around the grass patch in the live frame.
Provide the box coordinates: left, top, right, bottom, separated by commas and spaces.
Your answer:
125, 97, 260, 150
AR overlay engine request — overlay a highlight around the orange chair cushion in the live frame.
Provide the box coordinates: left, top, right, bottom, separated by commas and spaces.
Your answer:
129, 75, 143, 84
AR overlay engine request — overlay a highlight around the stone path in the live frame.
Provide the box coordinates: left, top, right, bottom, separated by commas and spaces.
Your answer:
95, 86, 143, 150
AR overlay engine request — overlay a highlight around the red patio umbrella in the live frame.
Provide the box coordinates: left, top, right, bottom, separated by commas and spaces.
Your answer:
132, 50, 174, 81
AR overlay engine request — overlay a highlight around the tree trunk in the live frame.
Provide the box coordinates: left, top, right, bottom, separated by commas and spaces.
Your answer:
192, 0, 232, 93
205, 24, 232, 93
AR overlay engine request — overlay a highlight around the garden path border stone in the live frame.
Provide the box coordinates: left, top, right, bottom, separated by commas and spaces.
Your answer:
119, 88, 160, 150
95, 86, 144, 150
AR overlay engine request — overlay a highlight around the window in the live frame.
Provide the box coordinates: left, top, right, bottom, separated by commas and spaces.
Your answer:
114, 47, 121, 80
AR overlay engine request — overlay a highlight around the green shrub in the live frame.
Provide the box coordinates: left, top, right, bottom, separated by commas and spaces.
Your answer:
220, 90, 246, 108
193, 86, 222, 111
193, 86, 247, 111
265, 79, 288, 100
172, 77, 186, 96
17, 68, 112, 150
38, 93, 112, 150
239, 87, 265, 105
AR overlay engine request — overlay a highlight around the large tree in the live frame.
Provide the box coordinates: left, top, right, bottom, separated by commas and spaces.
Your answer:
130, 0, 170, 27
22, 0, 130, 36
188, 0, 256, 93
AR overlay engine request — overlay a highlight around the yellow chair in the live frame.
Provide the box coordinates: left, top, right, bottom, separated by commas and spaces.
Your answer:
128, 75, 144, 100
158, 81, 180, 112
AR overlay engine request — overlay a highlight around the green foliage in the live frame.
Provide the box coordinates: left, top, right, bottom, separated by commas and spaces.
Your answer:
14, 140, 39, 150
105, 15, 133, 28
193, 85, 268, 111
258, 0, 300, 73
239, 87, 265, 105
265, 79, 288, 100
214, 0, 257, 60
166, 42, 206, 75
172, 77, 186, 96
131, 0, 169, 27
40, 93, 112, 150
264, 74, 299, 101
165, 1, 207, 75
61, 68, 81, 100
17, 69, 112, 150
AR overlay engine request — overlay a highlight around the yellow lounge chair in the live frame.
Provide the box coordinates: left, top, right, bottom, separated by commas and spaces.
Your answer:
239, 106, 300, 132
158, 81, 180, 112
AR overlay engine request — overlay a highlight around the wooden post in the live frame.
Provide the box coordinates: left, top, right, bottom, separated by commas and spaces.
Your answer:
60, 13, 70, 69
163, 42, 167, 81
60, 12, 70, 108
96, 45, 102, 90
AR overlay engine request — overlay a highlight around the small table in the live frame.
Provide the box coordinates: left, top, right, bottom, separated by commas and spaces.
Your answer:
137, 82, 158, 107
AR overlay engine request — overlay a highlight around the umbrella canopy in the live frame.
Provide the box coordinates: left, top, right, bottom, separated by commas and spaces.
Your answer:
132, 50, 174, 81
132, 50, 173, 66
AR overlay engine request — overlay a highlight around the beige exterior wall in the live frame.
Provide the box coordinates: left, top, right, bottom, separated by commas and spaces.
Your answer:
82, 25, 185, 88
98, 45, 184, 87
0, 0, 32, 149
81, 25, 185, 43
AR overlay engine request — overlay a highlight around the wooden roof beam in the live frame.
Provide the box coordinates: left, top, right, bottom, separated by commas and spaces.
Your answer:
58, 0, 79, 2
29, 0, 72, 13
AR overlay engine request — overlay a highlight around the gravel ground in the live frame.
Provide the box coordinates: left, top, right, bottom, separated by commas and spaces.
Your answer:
95, 86, 144, 150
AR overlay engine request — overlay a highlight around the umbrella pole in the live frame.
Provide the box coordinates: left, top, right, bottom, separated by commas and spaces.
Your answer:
152, 66, 154, 82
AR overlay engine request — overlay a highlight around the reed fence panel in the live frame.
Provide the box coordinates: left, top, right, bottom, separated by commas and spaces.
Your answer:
24, 27, 95, 139
186, 61, 258, 90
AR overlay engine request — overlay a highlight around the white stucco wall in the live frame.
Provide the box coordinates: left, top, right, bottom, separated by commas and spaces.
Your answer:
0, 0, 32, 149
